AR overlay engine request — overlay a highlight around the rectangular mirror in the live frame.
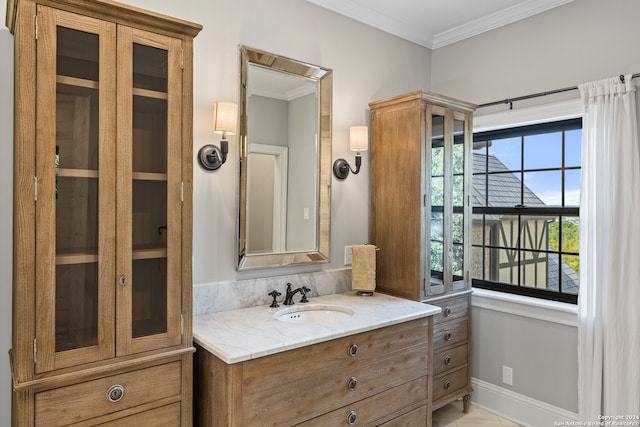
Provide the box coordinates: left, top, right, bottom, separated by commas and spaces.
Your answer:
238, 46, 332, 270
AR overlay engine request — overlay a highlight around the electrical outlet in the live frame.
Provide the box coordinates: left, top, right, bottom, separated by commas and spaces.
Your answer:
344, 246, 352, 266
502, 365, 513, 386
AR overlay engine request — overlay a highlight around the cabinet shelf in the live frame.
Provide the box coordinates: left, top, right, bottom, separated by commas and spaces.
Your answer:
57, 75, 99, 90
57, 168, 99, 178
56, 253, 98, 265
132, 172, 168, 181
133, 247, 167, 260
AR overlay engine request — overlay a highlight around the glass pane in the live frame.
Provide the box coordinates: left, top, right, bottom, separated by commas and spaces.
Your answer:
489, 215, 519, 250
57, 27, 99, 81
565, 129, 582, 167
487, 172, 521, 207
524, 170, 561, 206
132, 181, 167, 250
524, 132, 562, 170
431, 176, 443, 206
56, 263, 98, 351
520, 216, 553, 252
132, 258, 168, 338
565, 169, 581, 207
520, 250, 548, 289
133, 96, 168, 174
133, 44, 168, 92
430, 211, 444, 283
56, 177, 99, 254
562, 255, 580, 294
471, 246, 484, 280
54, 24, 100, 355
472, 173, 486, 207
453, 175, 464, 206
487, 247, 518, 286
561, 216, 580, 254
488, 137, 520, 172
131, 43, 169, 339
452, 243, 464, 280
56, 85, 99, 170
472, 214, 488, 246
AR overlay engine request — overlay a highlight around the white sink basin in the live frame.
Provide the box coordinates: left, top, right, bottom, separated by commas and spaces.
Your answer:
274, 304, 354, 324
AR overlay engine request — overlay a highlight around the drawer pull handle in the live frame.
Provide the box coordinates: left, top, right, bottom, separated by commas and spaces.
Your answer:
443, 306, 452, 317
106, 384, 125, 403
444, 355, 452, 365
348, 343, 359, 357
347, 376, 358, 391
443, 380, 451, 390
444, 331, 452, 341
347, 410, 357, 425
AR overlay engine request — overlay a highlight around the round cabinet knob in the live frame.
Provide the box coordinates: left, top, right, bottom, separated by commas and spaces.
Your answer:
443, 306, 452, 317
106, 384, 125, 403
443, 380, 451, 390
444, 331, 452, 341
347, 376, 358, 391
347, 410, 358, 425
348, 343, 359, 357
444, 355, 452, 366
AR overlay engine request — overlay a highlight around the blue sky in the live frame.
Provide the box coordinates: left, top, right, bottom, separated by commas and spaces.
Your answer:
477, 129, 582, 206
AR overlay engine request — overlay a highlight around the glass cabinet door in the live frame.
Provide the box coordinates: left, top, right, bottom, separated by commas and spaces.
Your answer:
427, 107, 471, 295
116, 27, 183, 356
35, 7, 116, 373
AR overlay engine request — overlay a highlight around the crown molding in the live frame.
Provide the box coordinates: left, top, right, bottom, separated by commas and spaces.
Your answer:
307, 0, 574, 50
432, 0, 575, 49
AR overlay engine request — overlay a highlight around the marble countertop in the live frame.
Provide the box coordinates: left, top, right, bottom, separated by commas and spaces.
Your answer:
193, 291, 441, 364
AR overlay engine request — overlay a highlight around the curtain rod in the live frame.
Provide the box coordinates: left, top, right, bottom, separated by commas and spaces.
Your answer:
478, 73, 640, 109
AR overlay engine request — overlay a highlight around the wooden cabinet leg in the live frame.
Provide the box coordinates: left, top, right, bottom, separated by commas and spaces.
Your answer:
462, 394, 470, 413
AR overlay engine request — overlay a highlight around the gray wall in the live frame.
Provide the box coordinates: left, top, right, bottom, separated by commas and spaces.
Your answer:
0, 0, 431, 422
432, 0, 640, 415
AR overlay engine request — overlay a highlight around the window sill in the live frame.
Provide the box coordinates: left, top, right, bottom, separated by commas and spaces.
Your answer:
471, 288, 578, 327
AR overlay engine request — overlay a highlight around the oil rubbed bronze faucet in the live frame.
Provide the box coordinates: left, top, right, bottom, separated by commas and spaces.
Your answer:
283, 283, 311, 305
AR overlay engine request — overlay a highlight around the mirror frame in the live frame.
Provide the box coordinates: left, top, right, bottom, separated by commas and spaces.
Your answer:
237, 46, 332, 270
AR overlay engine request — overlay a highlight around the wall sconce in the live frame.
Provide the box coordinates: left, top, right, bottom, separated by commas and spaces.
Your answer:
333, 125, 368, 180
198, 101, 238, 171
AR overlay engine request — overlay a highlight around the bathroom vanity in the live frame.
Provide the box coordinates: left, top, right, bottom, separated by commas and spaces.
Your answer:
193, 292, 440, 426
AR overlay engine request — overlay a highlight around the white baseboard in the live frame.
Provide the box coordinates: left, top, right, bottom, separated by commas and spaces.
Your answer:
471, 377, 579, 427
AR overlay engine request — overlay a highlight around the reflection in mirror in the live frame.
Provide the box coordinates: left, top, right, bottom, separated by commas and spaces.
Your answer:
238, 46, 332, 270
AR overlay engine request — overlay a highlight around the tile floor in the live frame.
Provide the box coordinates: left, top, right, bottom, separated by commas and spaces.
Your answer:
433, 400, 522, 427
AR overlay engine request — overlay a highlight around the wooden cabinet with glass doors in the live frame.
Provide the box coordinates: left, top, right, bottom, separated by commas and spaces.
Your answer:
7, 1, 201, 425
369, 91, 476, 413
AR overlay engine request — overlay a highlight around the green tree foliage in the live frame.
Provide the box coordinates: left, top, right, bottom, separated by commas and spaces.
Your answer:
548, 219, 580, 273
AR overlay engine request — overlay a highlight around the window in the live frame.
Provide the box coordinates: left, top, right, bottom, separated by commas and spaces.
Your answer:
472, 118, 581, 304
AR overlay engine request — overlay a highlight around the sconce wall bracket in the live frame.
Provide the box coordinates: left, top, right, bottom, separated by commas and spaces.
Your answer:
333, 155, 362, 180
198, 144, 226, 171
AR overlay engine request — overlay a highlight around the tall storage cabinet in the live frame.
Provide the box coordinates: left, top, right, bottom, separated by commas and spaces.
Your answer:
7, 1, 201, 424
369, 91, 476, 413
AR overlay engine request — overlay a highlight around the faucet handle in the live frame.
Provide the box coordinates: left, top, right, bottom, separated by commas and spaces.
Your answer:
268, 290, 281, 308
300, 286, 311, 303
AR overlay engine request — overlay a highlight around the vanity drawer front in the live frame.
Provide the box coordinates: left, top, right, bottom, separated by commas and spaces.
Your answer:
433, 366, 469, 402
297, 376, 428, 426
35, 362, 182, 425
241, 342, 429, 426
429, 295, 469, 325
433, 318, 468, 348
379, 404, 428, 426
433, 343, 468, 376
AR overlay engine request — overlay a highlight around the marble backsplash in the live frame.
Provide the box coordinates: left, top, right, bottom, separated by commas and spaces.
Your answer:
193, 268, 352, 316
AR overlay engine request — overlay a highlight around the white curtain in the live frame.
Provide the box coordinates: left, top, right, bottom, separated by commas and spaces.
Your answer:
578, 74, 640, 420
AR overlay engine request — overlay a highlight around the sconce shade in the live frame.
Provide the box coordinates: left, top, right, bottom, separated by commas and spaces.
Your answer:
213, 101, 238, 135
350, 125, 368, 151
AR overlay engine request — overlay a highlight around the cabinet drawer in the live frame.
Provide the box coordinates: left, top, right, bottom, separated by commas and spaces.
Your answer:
428, 295, 469, 325
433, 318, 468, 348
242, 344, 428, 426
379, 404, 428, 427
95, 402, 181, 427
433, 366, 469, 402
433, 343, 468, 376
35, 362, 182, 426
297, 376, 427, 426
